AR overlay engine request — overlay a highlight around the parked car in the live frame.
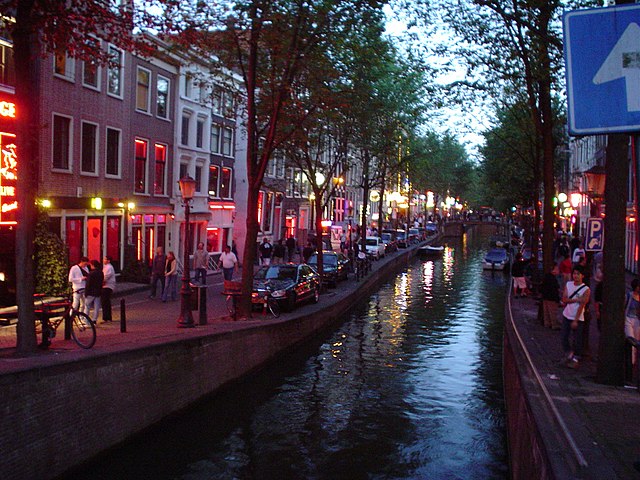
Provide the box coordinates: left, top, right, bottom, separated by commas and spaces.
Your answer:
425, 222, 438, 236
252, 264, 320, 311
381, 231, 398, 253
395, 229, 408, 248
365, 236, 386, 260
307, 251, 350, 287
408, 228, 421, 244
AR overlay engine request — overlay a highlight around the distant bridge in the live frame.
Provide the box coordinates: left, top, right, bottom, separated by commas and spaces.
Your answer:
442, 220, 510, 238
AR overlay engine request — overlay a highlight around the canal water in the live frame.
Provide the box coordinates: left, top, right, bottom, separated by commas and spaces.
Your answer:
64, 232, 509, 480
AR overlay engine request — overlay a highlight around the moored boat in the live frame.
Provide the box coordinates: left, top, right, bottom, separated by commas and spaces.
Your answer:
483, 248, 509, 270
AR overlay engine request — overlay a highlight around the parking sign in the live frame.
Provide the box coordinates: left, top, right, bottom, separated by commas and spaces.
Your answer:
586, 217, 604, 252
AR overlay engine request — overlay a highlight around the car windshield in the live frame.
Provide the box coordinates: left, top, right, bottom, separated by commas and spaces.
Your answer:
366, 239, 378, 246
255, 266, 297, 281
396, 232, 406, 239
409, 229, 418, 235
309, 254, 337, 266
381, 233, 392, 241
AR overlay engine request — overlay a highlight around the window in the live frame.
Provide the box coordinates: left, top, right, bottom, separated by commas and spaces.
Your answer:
136, 67, 151, 112
107, 46, 123, 97
208, 165, 219, 197
212, 86, 222, 114
183, 74, 192, 98
81, 122, 98, 174
82, 38, 100, 89
154, 143, 167, 195
157, 75, 169, 119
220, 167, 232, 198
179, 163, 188, 182
134, 138, 148, 194
105, 127, 120, 177
222, 127, 233, 156
52, 114, 71, 170
54, 47, 75, 80
223, 90, 234, 117
196, 118, 204, 148
195, 165, 203, 193
211, 124, 220, 154
0, 42, 15, 87
181, 113, 190, 145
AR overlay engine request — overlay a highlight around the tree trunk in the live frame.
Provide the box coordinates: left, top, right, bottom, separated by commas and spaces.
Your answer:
596, 134, 628, 386
14, 1, 39, 354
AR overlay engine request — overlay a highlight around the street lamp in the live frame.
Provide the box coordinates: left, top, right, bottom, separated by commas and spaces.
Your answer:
177, 175, 197, 328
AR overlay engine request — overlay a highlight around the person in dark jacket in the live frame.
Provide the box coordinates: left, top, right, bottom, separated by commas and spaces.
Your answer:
541, 264, 561, 329
85, 260, 104, 323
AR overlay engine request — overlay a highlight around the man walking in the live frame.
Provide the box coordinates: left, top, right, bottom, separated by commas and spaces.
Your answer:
193, 242, 209, 285
101, 256, 116, 322
68, 257, 90, 312
259, 238, 273, 265
218, 245, 238, 281
149, 246, 166, 299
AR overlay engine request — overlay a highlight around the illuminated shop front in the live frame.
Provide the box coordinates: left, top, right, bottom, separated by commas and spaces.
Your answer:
0, 96, 16, 306
44, 199, 170, 273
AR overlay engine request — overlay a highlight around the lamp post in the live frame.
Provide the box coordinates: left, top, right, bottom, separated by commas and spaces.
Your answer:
177, 175, 197, 328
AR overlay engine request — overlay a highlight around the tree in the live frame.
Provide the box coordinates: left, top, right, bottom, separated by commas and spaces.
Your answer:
157, 0, 386, 315
34, 209, 68, 296
434, 0, 596, 273
7, 0, 148, 353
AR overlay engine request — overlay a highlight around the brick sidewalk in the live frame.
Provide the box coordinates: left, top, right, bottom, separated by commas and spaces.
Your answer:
507, 292, 640, 479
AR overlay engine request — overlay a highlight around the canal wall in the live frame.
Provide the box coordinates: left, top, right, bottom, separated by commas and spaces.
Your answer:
0, 246, 421, 480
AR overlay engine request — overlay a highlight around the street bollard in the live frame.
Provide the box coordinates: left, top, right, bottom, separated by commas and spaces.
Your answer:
199, 285, 207, 325
120, 298, 126, 333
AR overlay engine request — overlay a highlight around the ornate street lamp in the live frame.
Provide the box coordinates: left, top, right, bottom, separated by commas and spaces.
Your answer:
177, 175, 197, 328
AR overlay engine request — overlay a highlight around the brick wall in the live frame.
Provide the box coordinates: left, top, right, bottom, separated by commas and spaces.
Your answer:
0, 248, 415, 480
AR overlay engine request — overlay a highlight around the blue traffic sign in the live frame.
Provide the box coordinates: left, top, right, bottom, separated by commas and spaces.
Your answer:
564, 5, 640, 135
585, 217, 604, 252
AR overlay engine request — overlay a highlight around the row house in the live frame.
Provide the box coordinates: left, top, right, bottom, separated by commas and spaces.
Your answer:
38, 36, 178, 271
171, 53, 242, 264
568, 134, 640, 273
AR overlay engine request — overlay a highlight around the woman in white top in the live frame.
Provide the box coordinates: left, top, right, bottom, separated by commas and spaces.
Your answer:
561, 265, 590, 368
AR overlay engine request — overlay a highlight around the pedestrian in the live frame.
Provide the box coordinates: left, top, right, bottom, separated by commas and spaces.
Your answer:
161, 251, 177, 302
541, 264, 561, 329
259, 238, 273, 265
272, 239, 285, 265
193, 242, 209, 285
302, 242, 315, 264
511, 253, 528, 298
68, 256, 90, 312
561, 265, 591, 369
231, 239, 241, 269
149, 246, 166, 299
101, 256, 116, 322
559, 254, 572, 293
218, 244, 238, 281
84, 260, 103, 323
286, 236, 296, 263
572, 242, 586, 266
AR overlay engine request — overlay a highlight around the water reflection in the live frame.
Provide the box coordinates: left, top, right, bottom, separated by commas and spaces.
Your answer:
63, 234, 508, 480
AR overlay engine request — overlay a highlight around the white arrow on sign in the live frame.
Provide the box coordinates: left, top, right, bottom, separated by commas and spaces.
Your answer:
593, 22, 640, 112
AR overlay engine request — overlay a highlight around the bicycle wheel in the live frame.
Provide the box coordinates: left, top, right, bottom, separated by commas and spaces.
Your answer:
70, 311, 96, 349
226, 295, 236, 316
267, 298, 280, 318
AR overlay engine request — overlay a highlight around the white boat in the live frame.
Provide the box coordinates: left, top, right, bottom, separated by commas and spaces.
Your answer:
483, 248, 509, 270
418, 245, 444, 258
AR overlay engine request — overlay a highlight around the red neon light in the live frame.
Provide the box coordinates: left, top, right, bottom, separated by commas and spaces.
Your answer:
0, 132, 17, 225
0, 102, 16, 118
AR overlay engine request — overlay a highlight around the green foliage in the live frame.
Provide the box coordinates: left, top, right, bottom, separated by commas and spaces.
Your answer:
120, 261, 150, 284
34, 210, 69, 296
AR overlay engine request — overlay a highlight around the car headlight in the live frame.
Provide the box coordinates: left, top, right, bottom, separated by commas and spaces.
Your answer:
271, 289, 287, 298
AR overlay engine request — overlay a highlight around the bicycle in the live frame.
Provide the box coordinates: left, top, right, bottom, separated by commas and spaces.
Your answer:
34, 294, 96, 349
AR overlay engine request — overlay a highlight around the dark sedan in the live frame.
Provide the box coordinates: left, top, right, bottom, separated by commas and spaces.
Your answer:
307, 251, 350, 287
252, 264, 320, 311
